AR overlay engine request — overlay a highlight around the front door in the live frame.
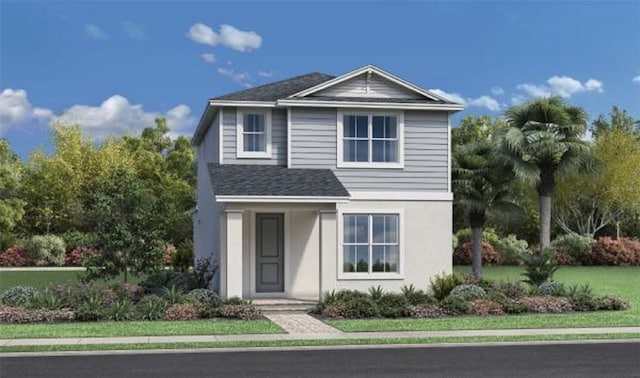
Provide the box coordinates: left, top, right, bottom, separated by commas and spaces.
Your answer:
256, 213, 284, 293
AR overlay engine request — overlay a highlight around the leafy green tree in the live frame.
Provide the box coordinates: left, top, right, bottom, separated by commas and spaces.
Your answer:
453, 140, 519, 277
452, 115, 507, 146
85, 166, 165, 283
0, 139, 25, 234
502, 97, 593, 249
591, 106, 638, 138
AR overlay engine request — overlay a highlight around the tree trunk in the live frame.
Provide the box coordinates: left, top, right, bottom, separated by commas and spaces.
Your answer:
539, 195, 552, 250
471, 227, 483, 278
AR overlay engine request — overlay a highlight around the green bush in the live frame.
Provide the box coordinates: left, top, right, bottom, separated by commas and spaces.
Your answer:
552, 233, 594, 265
495, 235, 529, 265
377, 293, 410, 318
135, 295, 167, 320
217, 304, 262, 320
106, 299, 134, 321
401, 284, 436, 305
521, 248, 559, 286
454, 228, 500, 247
566, 284, 597, 312
223, 296, 251, 305
76, 295, 105, 321
322, 297, 379, 319
430, 273, 464, 301
173, 239, 194, 271
449, 284, 487, 300
60, 230, 98, 251
1, 286, 39, 307
492, 280, 527, 299
28, 289, 63, 310
367, 286, 385, 302
441, 295, 470, 315
594, 295, 630, 311
537, 281, 566, 296
187, 289, 222, 308
25, 235, 66, 266
163, 285, 189, 305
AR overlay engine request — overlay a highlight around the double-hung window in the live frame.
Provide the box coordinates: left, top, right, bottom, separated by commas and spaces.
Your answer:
237, 109, 272, 158
342, 213, 401, 277
338, 111, 403, 168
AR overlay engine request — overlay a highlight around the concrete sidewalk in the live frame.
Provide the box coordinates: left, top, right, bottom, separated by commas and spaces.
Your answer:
2, 326, 640, 347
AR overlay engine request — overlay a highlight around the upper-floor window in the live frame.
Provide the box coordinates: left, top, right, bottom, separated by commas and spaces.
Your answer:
337, 111, 404, 168
236, 109, 272, 158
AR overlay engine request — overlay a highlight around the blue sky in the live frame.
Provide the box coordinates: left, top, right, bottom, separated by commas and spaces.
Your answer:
1, 1, 639, 158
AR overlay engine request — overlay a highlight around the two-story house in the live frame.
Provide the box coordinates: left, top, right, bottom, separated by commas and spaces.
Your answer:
192, 65, 464, 299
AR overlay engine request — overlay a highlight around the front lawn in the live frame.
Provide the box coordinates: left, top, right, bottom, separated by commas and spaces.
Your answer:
326, 266, 640, 332
0, 319, 283, 339
0, 271, 140, 292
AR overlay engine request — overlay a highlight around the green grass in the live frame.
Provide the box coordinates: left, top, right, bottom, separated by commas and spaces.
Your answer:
327, 266, 640, 332
0, 271, 141, 292
0, 319, 283, 339
2, 333, 639, 353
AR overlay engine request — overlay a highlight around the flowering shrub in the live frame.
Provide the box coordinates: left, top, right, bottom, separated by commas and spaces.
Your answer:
469, 299, 505, 316
409, 304, 446, 318
64, 247, 98, 267
0, 305, 32, 323
453, 242, 504, 266
591, 237, 640, 266
218, 304, 262, 320
164, 303, 199, 321
517, 296, 573, 313
0, 246, 31, 267
449, 284, 487, 301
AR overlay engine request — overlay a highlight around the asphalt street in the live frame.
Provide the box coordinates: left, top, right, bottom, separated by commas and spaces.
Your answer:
1, 342, 639, 378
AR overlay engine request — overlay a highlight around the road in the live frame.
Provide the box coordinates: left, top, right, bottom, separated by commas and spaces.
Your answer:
1, 342, 639, 377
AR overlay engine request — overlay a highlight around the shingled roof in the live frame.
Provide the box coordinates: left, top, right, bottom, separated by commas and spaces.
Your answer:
211, 72, 335, 102
208, 164, 350, 198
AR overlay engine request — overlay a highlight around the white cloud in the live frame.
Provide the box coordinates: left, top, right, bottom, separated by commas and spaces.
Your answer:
201, 53, 216, 63
632, 75, 640, 84
510, 94, 527, 105
516, 75, 604, 99
0, 89, 53, 134
491, 86, 505, 96
122, 21, 146, 40
217, 68, 252, 87
54, 95, 194, 138
429, 89, 501, 112
258, 70, 274, 78
187, 23, 262, 52
85, 24, 107, 39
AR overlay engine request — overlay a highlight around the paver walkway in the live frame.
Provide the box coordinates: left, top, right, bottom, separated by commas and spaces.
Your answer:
264, 313, 343, 334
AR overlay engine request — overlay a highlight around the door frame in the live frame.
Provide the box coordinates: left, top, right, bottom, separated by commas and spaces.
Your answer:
249, 210, 290, 298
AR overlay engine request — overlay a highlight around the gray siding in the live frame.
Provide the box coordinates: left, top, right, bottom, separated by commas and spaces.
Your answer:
313, 73, 422, 99
222, 107, 287, 165
290, 108, 448, 191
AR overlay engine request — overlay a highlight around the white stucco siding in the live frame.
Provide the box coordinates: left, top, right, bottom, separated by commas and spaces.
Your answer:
333, 200, 452, 293
288, 211, 320, 299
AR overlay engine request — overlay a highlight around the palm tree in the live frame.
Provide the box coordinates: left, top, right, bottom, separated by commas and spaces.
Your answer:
453, 140, 519, 278
502, 97, 592, 249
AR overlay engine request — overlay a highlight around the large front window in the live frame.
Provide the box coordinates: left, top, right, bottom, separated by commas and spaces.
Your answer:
343, 213, 400, 274
340, 113, 401, 167
236, 109, 272, 158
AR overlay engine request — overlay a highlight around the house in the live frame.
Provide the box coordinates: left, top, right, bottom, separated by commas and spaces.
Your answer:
192, 65, 464, 300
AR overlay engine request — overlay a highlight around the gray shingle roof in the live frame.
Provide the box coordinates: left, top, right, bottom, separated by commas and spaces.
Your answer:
211, 72, 335, 102
208, 164, 350, 198
300, 96, 448, 104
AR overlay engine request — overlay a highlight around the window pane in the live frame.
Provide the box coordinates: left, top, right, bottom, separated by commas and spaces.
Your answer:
355, 215, 368, 243
343, 246, 356, 273
253, 115, 265, 132
344, 116, 356, 138
385, 140, 398, 162
372, 116, 385, 138
355, 245, 369, 272
372, 140, 385, 162
344, 140, 356, 162
243, 134, 254, 151
254, 133, 265, 152
386, 245, 399, 272
344, 215, 356, 243
386, 117, 397, 138
244, 114, 255, 132
372, 216, 385, 243
372, 246, 385, 272
356, 116, 368, 138
385, 215, 398, 243
355, 140, 368, 162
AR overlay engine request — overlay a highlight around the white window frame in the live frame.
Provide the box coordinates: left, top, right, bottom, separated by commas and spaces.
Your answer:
337, 209, 404, 280
337, 110, 404, 169
236, 108, 272, 158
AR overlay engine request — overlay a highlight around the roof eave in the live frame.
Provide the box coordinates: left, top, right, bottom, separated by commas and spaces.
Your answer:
215, 195, 351, 204
276, 99, 465, 112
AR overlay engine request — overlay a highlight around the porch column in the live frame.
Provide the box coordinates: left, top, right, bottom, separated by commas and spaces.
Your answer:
319, 210, 338, 299
225, 209, 244, 298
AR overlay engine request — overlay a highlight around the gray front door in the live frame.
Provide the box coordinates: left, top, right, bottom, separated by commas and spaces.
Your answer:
256, 213, 284, 293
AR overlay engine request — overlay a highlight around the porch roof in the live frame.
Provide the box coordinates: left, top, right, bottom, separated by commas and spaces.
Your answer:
208, 164, 350, 202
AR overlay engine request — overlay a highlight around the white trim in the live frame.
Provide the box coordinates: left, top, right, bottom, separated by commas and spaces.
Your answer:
447, 111, 452, 193
287, 107, 292, 168
218, 108, 224, 164
236, 108, 273, 158
216, 195, 350, 203
337, 209, 405, 280
277, 99, 464, 111
336, 110, 405, 169
209, 100, 276, 107
349, 191, 453, 201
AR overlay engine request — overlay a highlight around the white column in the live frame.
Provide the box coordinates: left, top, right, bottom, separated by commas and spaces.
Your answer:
225, 209, 244, 298
319, 210, 338, 299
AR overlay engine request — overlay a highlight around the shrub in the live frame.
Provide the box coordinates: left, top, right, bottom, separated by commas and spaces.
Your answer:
495, 235, 529, 265
0, 305, 32, 323
430, 273, 464, 301
163, 285, 188, 305
217, 304, 262, 320
64, 247, 98, 267
60, 230, 97, 251
469, 299, 505, 316
441, 295, 470, 315
135, 295, 167, 320
173, 239, 194, 271
63, 282, 118, 310
188, 289, 222, 308
552, 233, 594, 265
0, 233, 22, 252
367, 286, 386, 302
111, 283, 144, 302
492, 280, 527, 299
334, 290, 369, 303
223, 296, 251, 305
537, 281, 566, 296
25, 235, 66, 266
449, 284, 487, 301
594, 295, 630, 311
518, 296, 573, 313
164, 244, 177, 266
164, 303, 199, 321
401, 284, 436, 305
0, 246, 31, 267
377, 293, 410, 318
76, 295, 105, 321
521, 248, 559, 286
321, 297, 379, 319
454, 228, 500, 247
140, 256, 218, 293
105, 299, 134, 321
487, 292, 528, 314
1, 286, 39, 307
28, 289, 63, 310
409, 304, 446, 318
591, 237, 640, 266
453, 242, 504, 266
566, 284, 597, 312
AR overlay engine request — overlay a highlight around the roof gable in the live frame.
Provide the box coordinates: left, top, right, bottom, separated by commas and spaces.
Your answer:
210, 72, 334, 102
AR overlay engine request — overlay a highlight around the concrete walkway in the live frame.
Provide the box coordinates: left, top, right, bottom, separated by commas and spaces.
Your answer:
2, 326, 639, 347
264, 313, 343, 334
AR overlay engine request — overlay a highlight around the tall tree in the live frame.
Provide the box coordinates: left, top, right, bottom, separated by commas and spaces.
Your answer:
453, 140, 519, 277
502, 97, 593, 249
591, 106, 638, 138
0, 140, 25, 235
